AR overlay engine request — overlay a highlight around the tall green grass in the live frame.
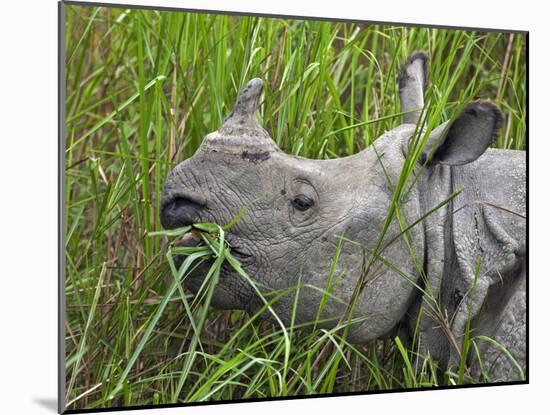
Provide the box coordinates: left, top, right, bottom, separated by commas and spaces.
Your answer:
64, 4, 526, 410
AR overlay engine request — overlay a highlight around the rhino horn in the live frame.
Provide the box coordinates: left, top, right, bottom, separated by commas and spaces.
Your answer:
203, 78, 279, 154
220, 78, 264, 133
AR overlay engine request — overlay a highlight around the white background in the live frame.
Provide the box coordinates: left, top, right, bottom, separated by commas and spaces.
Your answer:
0, 0, 546, 414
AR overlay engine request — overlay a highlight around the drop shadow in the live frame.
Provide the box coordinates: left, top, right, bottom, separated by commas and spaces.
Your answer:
34, 398, 58, 413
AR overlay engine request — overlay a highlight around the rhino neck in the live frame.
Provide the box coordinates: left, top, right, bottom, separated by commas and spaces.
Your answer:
406, 163, 454, 365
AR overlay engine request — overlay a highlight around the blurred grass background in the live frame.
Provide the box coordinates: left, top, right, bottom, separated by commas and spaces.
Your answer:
64, 3, 526, 410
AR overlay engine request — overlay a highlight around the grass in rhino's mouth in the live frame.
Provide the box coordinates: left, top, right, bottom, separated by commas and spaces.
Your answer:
151, 222, 242, 272
165, 224, 253, 263
158, 224, 250, 260
172, 228, 202, 248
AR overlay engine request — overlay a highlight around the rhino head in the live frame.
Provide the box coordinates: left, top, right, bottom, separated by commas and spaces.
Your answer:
160, 53, 503, 343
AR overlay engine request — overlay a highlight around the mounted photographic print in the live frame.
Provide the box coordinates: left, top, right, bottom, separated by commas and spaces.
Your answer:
59, 1, 527, 412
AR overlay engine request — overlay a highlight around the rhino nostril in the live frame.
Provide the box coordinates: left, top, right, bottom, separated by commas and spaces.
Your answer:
171, 195, 206, 211
160, 192, 207, 229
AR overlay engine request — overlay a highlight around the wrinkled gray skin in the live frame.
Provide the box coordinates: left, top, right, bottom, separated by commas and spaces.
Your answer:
160, 52, 526, 382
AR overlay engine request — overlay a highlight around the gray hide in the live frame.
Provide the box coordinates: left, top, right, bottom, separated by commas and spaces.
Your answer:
160, 52, 526, 383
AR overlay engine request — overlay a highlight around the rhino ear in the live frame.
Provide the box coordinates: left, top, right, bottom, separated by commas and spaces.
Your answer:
422, 102, 503, 166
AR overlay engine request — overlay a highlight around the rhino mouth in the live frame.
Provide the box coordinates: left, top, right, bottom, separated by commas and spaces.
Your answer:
173, 229, 203, 248
171, 230, 209, 283
170, 229, 255, 310
172, 230, 253, 265
224, 235, 254, 263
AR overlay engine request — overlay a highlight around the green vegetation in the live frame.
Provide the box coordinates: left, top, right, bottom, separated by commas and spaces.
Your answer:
64, 4, 526, 410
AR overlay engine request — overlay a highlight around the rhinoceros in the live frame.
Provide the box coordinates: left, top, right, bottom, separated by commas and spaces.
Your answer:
160, 52, 526, 383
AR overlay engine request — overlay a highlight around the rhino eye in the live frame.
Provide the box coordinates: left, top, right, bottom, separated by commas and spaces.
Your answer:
292, 194, 314, 211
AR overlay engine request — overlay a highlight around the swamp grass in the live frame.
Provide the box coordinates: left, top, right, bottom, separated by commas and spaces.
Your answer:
63, 4, 527, 410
